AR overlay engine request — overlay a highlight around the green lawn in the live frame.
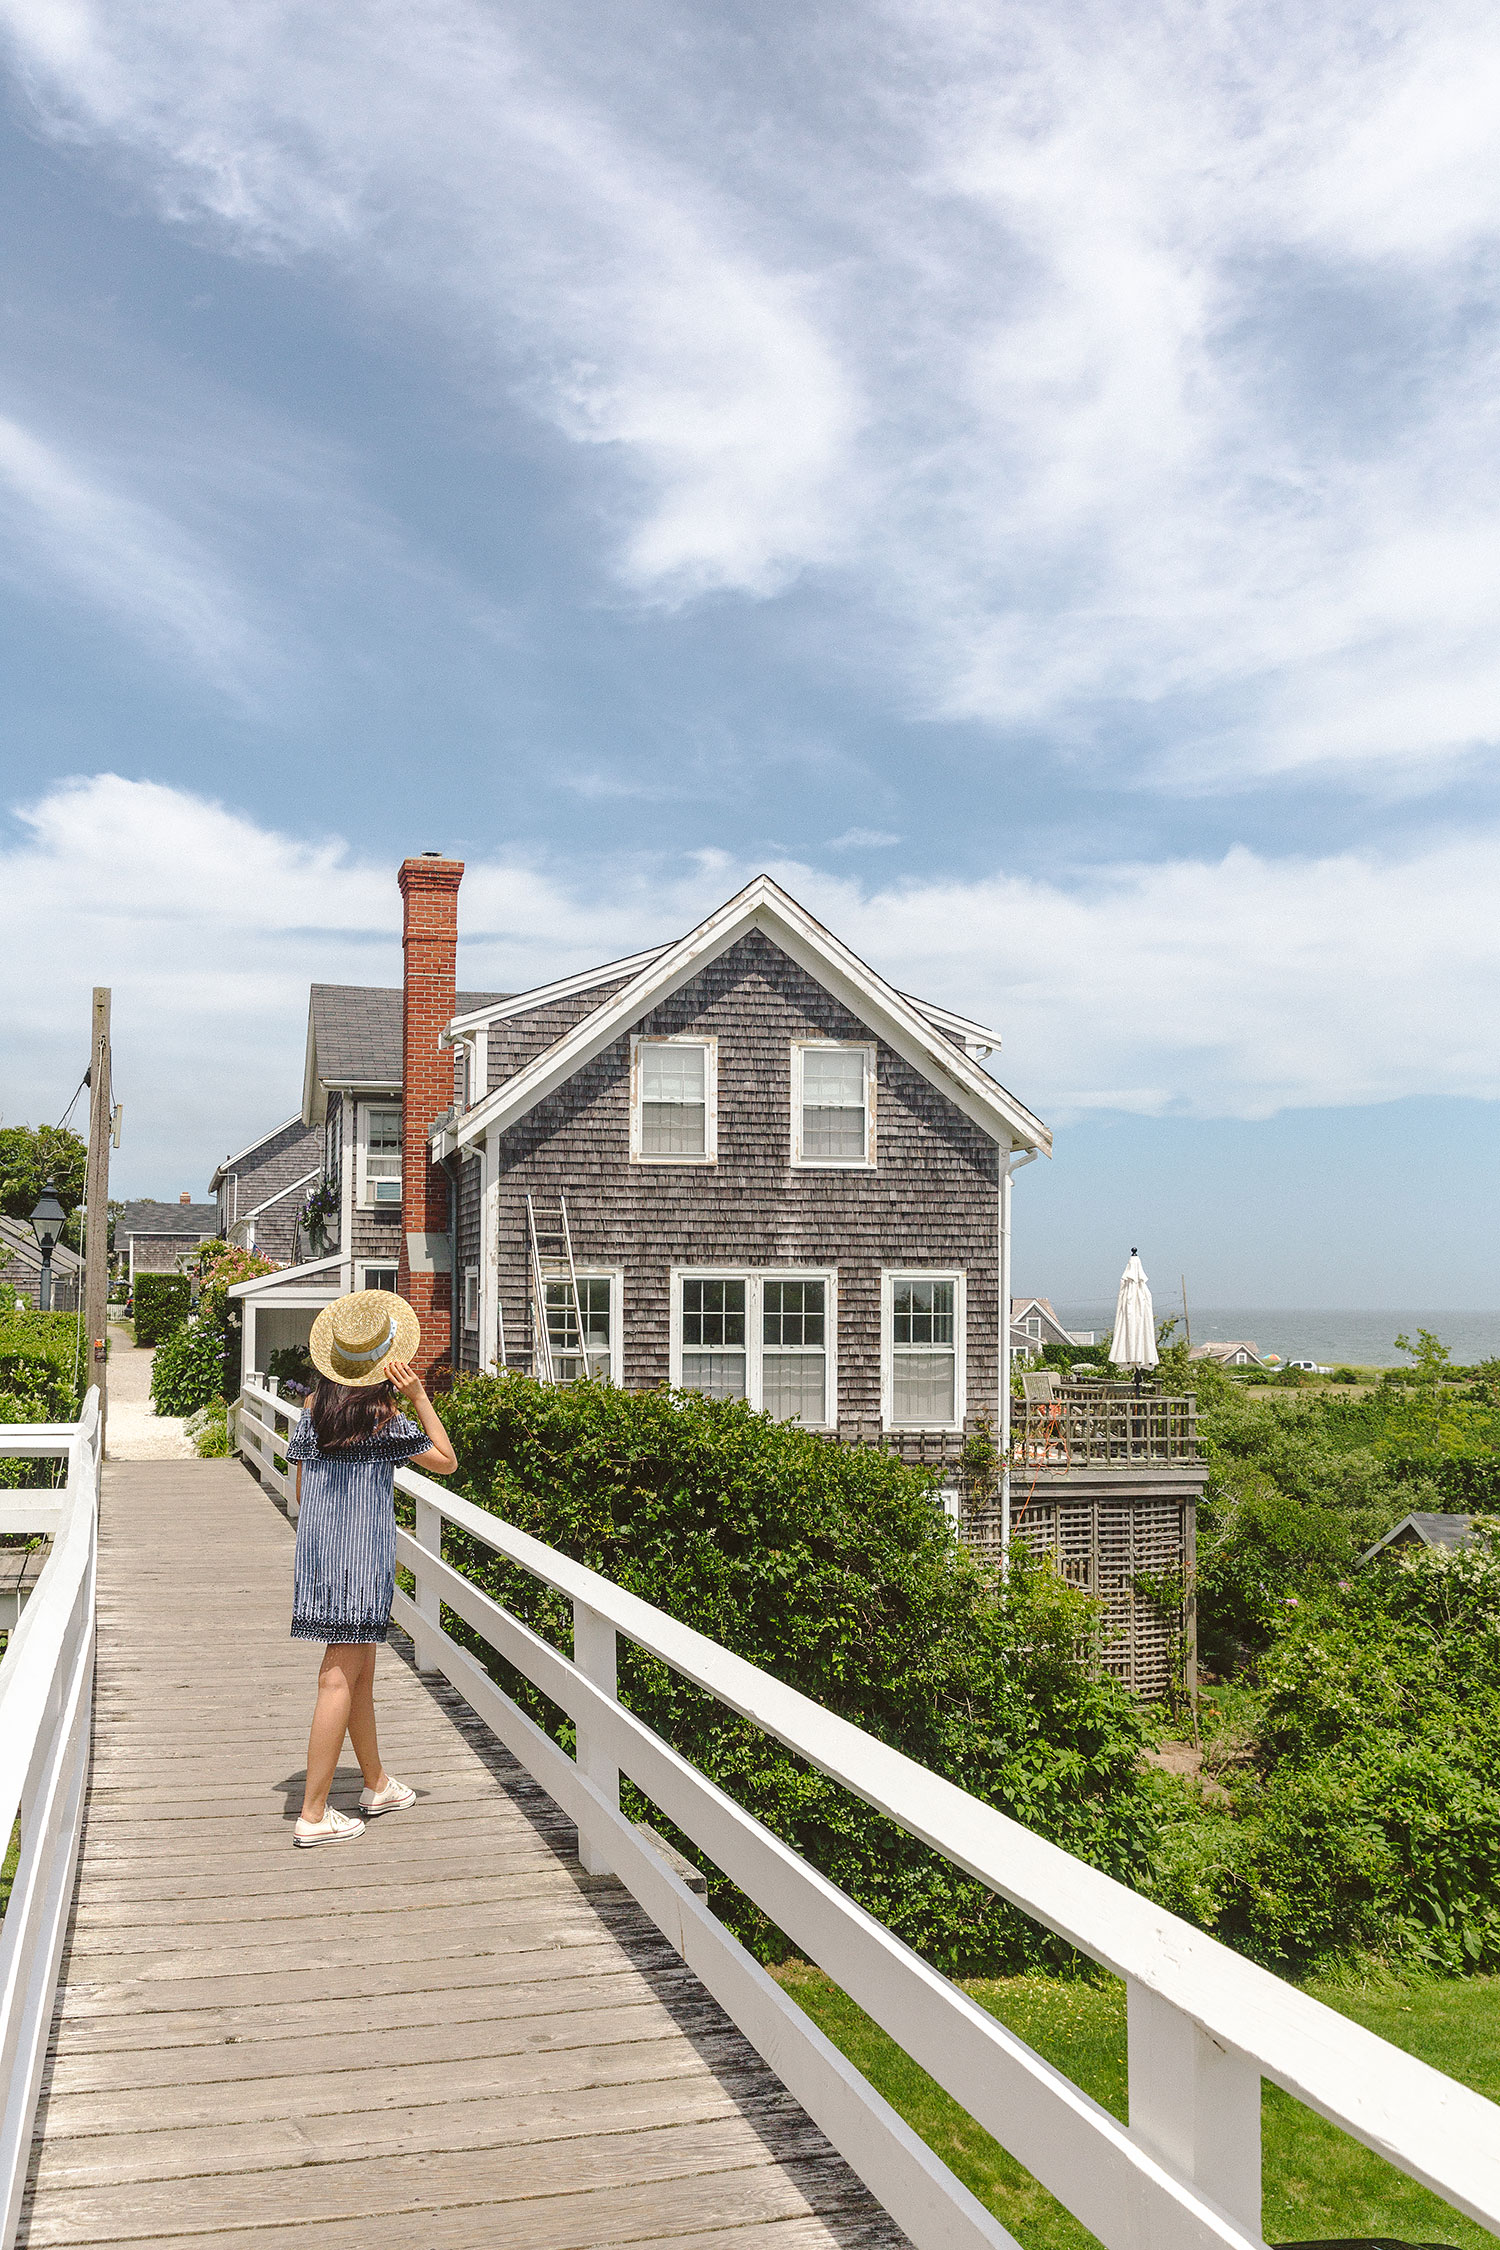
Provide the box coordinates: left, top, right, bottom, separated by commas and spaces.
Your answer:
0, 1816, 18, 1923
773, 1961, 1497, 2248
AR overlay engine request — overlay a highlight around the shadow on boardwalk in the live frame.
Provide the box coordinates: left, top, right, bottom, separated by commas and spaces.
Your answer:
20, 1457, 908, 2250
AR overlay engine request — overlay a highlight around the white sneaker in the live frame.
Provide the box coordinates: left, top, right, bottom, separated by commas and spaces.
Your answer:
360, 1775, 417, 1817
293, 1806, 365, 1848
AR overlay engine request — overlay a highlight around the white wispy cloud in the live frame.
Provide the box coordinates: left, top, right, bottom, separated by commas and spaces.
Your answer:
5, 0, 1499, 783
3, 776, 1495, 1194
0, 412, 263, 685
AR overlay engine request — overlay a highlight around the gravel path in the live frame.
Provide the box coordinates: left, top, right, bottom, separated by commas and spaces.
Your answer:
105, 1322, 195, 1460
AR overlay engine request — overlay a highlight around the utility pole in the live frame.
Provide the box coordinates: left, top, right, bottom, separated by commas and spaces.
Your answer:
84, 987, 113, 1449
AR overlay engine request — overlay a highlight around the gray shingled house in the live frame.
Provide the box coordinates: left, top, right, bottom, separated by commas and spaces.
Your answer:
209, 1116, 323, 1263
230, 863, 1201, 1695
115, 1196, 218, 1287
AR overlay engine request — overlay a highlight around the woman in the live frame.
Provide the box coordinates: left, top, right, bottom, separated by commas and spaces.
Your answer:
287, 1289, 457, 1847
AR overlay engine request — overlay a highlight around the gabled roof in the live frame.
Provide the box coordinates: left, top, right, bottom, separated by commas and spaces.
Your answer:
117, 1200, 218, 1237
209, 1115, 305, 1191
1359, 1511, 1476, 1567
0, 1215, 84, 1274
302, 983, 508, 1121
228, 1249, 343, 1300
440, 875, 1050, 1158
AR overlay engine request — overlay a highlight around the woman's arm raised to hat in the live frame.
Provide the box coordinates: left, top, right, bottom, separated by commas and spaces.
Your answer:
384, 1360, 458, 1475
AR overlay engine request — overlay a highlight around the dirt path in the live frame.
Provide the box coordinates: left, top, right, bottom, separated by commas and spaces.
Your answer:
105, 1322, 194, 1460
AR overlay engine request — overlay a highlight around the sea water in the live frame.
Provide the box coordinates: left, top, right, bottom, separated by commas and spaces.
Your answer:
1053, 1308, 1500, 1369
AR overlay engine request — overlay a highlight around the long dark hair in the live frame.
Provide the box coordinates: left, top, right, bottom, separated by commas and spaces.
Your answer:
309, 1377, 399, 1452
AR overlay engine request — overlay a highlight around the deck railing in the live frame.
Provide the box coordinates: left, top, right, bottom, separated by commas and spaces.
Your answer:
235, 1376, 1500, 2249
0, 1393, 101, 2250
1013, 1389, 1202, 1467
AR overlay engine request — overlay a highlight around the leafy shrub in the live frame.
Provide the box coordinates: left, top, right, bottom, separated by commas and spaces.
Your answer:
185, 1399, 231, 1457
0, 1310, 81, 1488
134, 1274, 190, 1346
150, 1318, 230, 1415
431, 1372, 1159, 1976
267, 1344, 314, 1394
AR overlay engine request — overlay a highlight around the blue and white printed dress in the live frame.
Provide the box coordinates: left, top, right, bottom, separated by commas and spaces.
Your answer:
286, 1411, 430, 1644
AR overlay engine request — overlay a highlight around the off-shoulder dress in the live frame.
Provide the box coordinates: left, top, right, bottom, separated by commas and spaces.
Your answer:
285, 1410, 430, 1644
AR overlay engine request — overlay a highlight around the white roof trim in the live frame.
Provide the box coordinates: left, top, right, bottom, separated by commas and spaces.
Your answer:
442, 948, 671, 1041
903, 996, 1002, 1053
440, 875, 1050, 1159
210, 1116, 303, 1190
229, 1250, 343, 1299
230, 1169, 319, 1229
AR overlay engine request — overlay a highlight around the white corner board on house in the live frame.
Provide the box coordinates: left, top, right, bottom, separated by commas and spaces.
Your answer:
253, 1376, 1500, 2250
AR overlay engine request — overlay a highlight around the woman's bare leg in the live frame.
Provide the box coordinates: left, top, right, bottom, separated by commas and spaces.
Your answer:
345, 1646, 387, 1791
301, 1645, 362, 1821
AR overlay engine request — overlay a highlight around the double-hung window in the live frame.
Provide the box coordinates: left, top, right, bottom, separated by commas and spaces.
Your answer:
358, 1103, 403, 1208
463, 1266, 480, 1332
674, 1270, 835, 1424
541, 1273, 619, 1384
631, 1036, 716, 1163
792, 1042, 875, 1167
884, 1271, 964, 1429
761, 1278, 828, 1424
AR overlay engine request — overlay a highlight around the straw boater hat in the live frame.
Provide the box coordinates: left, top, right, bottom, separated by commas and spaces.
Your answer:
308, 1289, 421, 1388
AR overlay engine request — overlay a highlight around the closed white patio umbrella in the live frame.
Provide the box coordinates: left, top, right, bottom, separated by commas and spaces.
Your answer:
1108, 1249, 1158, 1372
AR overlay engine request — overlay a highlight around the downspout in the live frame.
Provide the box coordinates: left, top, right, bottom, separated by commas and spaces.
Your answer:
999, 1144, 1040, 1566
444, 1143, 461, 1377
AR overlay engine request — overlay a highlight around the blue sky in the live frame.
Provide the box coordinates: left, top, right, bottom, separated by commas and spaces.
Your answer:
1, 1, 1497, 1305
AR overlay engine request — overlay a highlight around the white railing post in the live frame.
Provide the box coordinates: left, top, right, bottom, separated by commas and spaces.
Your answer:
572, 1597, 618, 1876
1127, 1979, 1261, 2236
411, 1497, 444, 1675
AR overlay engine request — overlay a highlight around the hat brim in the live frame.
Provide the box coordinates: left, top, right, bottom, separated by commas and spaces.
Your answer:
308, 1290, 423, 1388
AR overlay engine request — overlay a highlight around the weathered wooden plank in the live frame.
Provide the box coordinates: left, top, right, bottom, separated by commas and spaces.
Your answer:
36, 2045, 775, 2169
66, 1864, 593, 1943
43, 2000, 728, 2101
29, 2161, 885, 2250
20, 2115, 840, 2243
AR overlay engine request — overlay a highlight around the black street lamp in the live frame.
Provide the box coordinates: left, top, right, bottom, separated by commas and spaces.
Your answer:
30, 1179, 66, 1313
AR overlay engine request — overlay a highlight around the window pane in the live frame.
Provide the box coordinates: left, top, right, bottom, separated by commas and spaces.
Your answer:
362, 1266, 398, 1293
642, 1101, 706, 1156
545, 1278, 611, 1382
893, 1278, 954, 1346
682, 1350, 746, 1400
682, 1278, 746, 1347
763, 1350, 825, 1423
893, 1351, 955, 1422
763, 1279, 825, 1347
642, 1044, 705, 1104
803, 1106, 866, 1160
802, 1049, 864, 1105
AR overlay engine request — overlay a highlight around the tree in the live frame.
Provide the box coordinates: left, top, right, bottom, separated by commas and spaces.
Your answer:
0, 1125, 88, 1242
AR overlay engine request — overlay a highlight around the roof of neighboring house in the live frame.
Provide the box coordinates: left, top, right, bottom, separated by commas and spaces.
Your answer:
0, 1215, 84, 1274
1359, 1511, 1476, 1566
209, 1115, 306, 1191
302, 984, 509, 1120
116, 1200, 218, 1238
441, 875, 1050, 1160
1189, 1340, 1264, 1363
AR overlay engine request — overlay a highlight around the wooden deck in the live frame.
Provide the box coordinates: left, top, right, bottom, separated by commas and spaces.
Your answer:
20, 1459, 907, 2250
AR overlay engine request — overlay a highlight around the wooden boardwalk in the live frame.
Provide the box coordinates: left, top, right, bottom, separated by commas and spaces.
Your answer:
20, 1458, 907, 2250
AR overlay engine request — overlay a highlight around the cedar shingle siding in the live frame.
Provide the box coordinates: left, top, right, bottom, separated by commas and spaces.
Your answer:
487, 932, 1000, 1427
215, 1118, 322, 1262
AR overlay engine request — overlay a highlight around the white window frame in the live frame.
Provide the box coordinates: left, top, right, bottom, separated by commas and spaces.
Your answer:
463, 1264, 479, 1332
536, 1268, 624, 1385
629, 1034, 718, 1165
791, 1040, 877, 1169
356, 1260, 400, 1295
669, 1266, 837, 1427
881, 1268, 966, 1432
357, 1100, 404, 1210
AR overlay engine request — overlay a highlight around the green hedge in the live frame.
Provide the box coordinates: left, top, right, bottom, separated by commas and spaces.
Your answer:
134, 1274, 190, 1346
0, 1310, 80, 1488
431, 1373, 1157, 1978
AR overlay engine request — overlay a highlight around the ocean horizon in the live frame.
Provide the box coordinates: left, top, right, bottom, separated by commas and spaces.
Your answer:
1052, 1307, 1500, 1368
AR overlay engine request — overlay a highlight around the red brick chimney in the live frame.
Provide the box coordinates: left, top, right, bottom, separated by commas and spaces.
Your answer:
396, 853, 463, 1379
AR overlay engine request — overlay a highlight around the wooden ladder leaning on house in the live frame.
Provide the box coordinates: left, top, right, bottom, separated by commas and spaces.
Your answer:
524, 1190, 603, 1384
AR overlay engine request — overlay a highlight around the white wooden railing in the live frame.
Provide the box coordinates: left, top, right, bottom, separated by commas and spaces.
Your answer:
0, 1394, 102, 2250
235, 1378, 1499, 2249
